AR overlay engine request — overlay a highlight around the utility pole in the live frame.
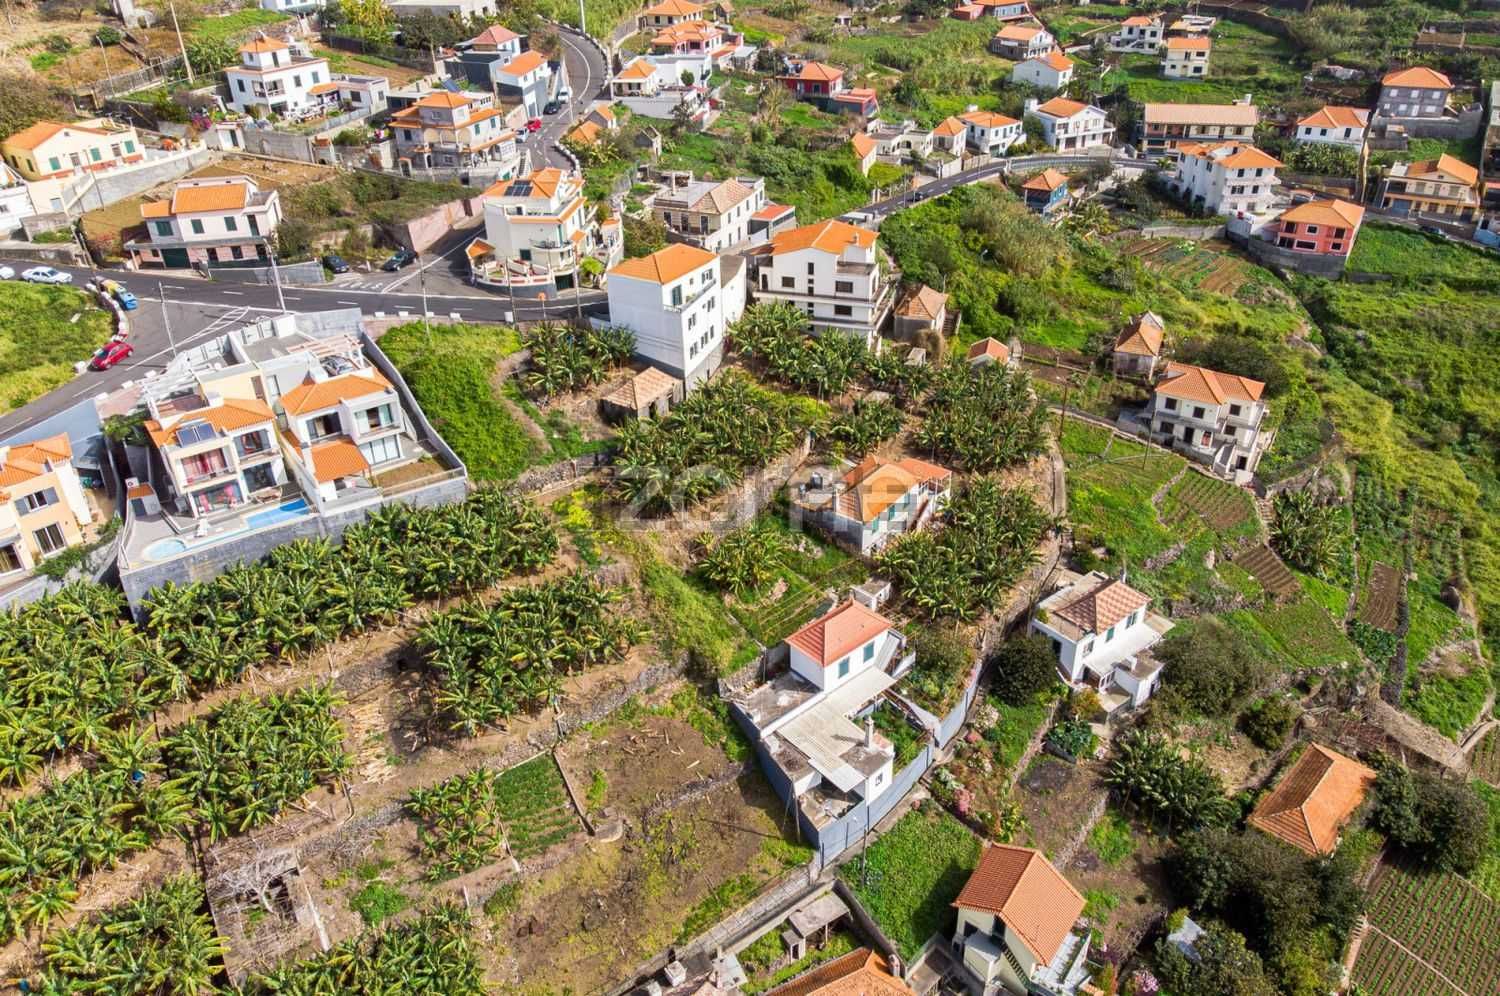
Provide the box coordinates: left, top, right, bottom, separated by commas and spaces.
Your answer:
268, 249, 288, 315
97, 35, 114, 85
576, 0, 587, 37
1057, 374, 1074, 441
170, 0, 195, 84
417, 252, 431, 344
158, 281, 177, 356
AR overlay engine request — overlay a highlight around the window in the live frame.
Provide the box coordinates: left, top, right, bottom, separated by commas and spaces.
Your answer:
863, 642, 874, 662
0, 544, 22, 574
1105, 625, 1116, 642
33, 524, 66, 556
670, 284, 682, 307
48, 157, 61, 172
834, 304, 852, 317
1305, 225, 1319, 235
307, 413, 341, 440
190, 219, 205, 235
780, 275, 795, 289
1079, 639, 1093, 657
1192, 406, 1205, 419
154, 221, 173, 238
90, 148, 101, 162
311, 70, 320, 83
837, 657, 850, 678
834, 279, 853, 294
1163, 397, 1178, 411
806, 262, 815, 276
293, 74, 302, 88
687, 312, 696, 329
362, 403, 394, 431
224, 217, 238, 232
123, 140, 135, 154
230, 245, 244, 260
358, 433, 402, 466
111, 144, 122, 158
14, 488, 57, 515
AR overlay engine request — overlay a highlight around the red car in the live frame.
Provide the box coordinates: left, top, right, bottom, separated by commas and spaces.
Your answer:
525, 117, 542, 132
90, 340, 134, 370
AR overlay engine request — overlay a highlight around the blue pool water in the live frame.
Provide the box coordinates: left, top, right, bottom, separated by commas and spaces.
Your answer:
142, 499, 314, 562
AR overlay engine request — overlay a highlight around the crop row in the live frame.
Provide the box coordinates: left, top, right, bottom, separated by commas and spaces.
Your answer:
1352, 929, 1464, 996
1366, 862, 1500, 996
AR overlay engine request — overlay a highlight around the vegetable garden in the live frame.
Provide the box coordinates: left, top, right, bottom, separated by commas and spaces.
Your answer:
1157, 471, 1253, 534
1357, 860, 1500, 996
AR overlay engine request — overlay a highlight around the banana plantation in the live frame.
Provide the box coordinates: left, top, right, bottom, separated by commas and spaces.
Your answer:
913, 359, 1050, 472
522, 323, 635, 398
406, 768, 507, 880
728, 300, 869, 399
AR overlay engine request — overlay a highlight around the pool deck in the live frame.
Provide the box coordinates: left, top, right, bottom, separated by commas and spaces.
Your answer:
121, 489, 308, 568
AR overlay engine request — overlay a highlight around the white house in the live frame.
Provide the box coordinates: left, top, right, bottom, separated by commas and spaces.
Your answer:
1108, 14, 1163, 53
1168, 141, 1282, 218
650, 172, 766, 253
1031, 570, 1171, 713
0, 163, 39, 236
750, 219, 895, 347
278, 367, 408, 504
606, 243, 739, 387
1025, 97, 1115, 152
1144, 361, 1269, 481
493, 49, 553, 118
390, 90, 517, 171
469, 167, 621, 293
951, 844, 1091, 996
145, 395, 288, 516
960, 109, 1023, 155
989, 23, 1055, 61
128, 175, 282, 270
1162, 35, 1210, 78
224, 37, 332, 119
1011, 50, 1073, 91
1294, 106, 1369, 149
792, 454, 952, 556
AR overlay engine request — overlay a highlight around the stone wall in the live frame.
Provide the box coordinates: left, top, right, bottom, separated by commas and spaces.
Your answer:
1240, 236, 1351, 278
208, 260, 328, 286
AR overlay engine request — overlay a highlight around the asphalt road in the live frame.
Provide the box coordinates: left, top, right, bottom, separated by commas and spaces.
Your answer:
534, 26, 610, 170
857, 154, 1157, 220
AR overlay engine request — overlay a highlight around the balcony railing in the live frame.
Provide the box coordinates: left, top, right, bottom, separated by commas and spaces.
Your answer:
181, 463, 236, 487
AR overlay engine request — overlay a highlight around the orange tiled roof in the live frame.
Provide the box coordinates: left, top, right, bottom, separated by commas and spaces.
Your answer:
279, 370, 391, 416
953, 844, 1086, 964
144, 399, 274, 448
309, 438, 369, 483
995, 23, 1047, 41
1121, 14, 1156, 26
0, 433, 73, 487
1114, 312, 1164, 357
1165, 35, 1211, 49
1381, 66, 1451, 89
752, 202, 792, 221
608, 243, 716, 284
1052, 575, 1150, 634
602, 366, 679, 409
769, 218, 877, 256
1279, 198, 1364, 229
485, 166, 568, 200
785, 61, 844, 82
898, 285, 947, 321
618, 57, 658, 81
568, 120, 602, 145
1037, 50, 1073, 71
239, 36, 289, 54
786, 599, 894, 666
1021, 167, 1067, 191
3, 121, 79, 151
308, 81, 341, 95
932, 116, 967, 138
500, 50, 547, 76
416, 91, 474, 109
851, 132, 878, 158
1406, 153, 1479, 186
1297, 105, 1369, 130
961, 110, 1019, 128
968, 337, 1010, 363
1156, 361, 1265, 404
1033, 96, 1088, 118
841, 454, 949, 522
1142, 102, 1258, 126
141, 200, 170, 219
643, 0, 704, 15
1249, 744, 1376, 855
170, 179, 251, 214
468, 24, 519, 45
765, 948, 913, 996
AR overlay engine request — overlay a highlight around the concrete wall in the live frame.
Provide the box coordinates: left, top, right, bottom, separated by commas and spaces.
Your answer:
387, 196, 482, 253
1239, 235, 1350, 277
209, 260, 328, 285
239, 128, 317, 164
65, 147, 213, 215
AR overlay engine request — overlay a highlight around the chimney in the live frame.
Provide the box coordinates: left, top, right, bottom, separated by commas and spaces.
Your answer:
888, 953, 902, 978
865, 714, 875, 748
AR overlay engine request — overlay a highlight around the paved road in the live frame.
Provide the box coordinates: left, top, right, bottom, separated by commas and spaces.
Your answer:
855, 153, 1157, 220
534, 26, 610, 170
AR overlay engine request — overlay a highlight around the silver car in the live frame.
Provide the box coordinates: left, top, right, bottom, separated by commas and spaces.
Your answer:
22, 266, 72, 285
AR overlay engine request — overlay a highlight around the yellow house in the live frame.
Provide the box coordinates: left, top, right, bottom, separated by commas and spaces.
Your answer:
1, 118, 144, 182
1378, 153, 1481, 221
0, 434, 97, 576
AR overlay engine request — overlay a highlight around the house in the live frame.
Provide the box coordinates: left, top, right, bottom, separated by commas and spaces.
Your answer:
931, 116, 969, 156
448, 25, 526, 90
1111, 311, 1164, 379
729, 601, 915, 826
967, 337, 1011, 366
586, 105, 617, 131
224, 37, 333, 119
0, 434, 96, 576
640, 0, 705, 30
864, 119, 936, 160
492, 50, 553, 118
650, 19, 725, 57
1377, 66, 1453, 120
793, 454, 952, 556
610, 56, 712, 121
1020, 167, 1068, 215
0, 162, 41, 235
778, 62, 879, 117
387, 0, 497, 17
1272, 198, 1365, 259
749, 202, 796, 243
1167, 13, 1216, 36
851, 132, 878, 175
464, 24, 524, 60
1294, 106, 1369, 149
1024, 97, 1115, 152
1140, 100, 1258, 157
1031, 570, 1171, 712
765, 949, 914, 996
1, 118, 142, 182
566, 120, 603, 146
1144, 361, 1269, 481
1011, 50, 1073, 91
613, 57, 669, 97
607, 243, 741, 387
128, 175, 282, 271
1377, 154, 1481, 221
470, 167, 621, 292
145, 395, 288, 517
1168, 142, 1282, 218
278, 368, 410, 504
651, 172, 766, 252
307, 74, 389, 118
1162, 35, 1210, 78
1248, 744, 1376, 855
959, 0, 1032, 21
749, 219, 895, 347
893, 285, 953, 339
960, 110, 1023, 156
390, 90, 517, 171
1108, 14, 1163, 53
599, 366, 683, 421
951, 844, 1090, 996
989, 23, 1055, 61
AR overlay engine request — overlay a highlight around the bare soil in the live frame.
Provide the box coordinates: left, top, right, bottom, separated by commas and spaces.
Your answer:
1065, 816, 1174, 956
1013, 755, 1109, 858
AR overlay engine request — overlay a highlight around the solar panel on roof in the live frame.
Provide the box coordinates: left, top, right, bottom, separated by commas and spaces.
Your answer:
508, 181, 533, 197
440, 78, 461, 92
175, 420, 216, 446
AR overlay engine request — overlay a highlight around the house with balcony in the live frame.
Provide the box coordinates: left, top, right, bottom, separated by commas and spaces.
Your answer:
469, 166, 621, 293
1011, 49, 1073, 92
951, 844, 1091, 996
650, 172, 766, 252
778, 61, 878, 117
749, 218, 895, 347
1, 118, 143, 183
1294, 106, 1369, 149
224, 37, 333, 119
792, 454, 952, 557
1270, 198, 1365, 265
729, 600, 915, 835
1140, 361, 1269, 481
952, 0, 1032, 21
961, 110, 1023, 156
448, 26, 531, 91
391, 90, 518, 171
1162, 35, 1210, 78
0, 434, 97, 577
277, 368, 408, 504
127, 175, 282, 270
1111, 311, 1164, 379
989, 23, 1054, 61
609, 56, 713, 120
639, 0, 705, 29
1139, 100, 1258, 157
1020, 167, 1068, 215
493, 50, 553, 118
1376, 66, 1453, 121
606, 243, 740, 388
1167, 142, 1282, 218
1024, 97, 1115, 152
145, 395, 287, 518
650, 19, 725, 57
1108, 14, 1163, 53
1031, 570, 1171, 715
0, 163, 39, 236
1377, 154, 1481, 222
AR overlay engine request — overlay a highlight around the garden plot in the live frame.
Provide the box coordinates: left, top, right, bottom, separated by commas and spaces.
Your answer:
721, 514, 870, 649
1119, 239, 1258, 297
1012, 755, 1109, 860
1360, 561, 1402, 632
1233, 544, 1301, 600
1157, 471, 1254, 534
1472, 728, 1500, 787
1354, 858, 1500, 996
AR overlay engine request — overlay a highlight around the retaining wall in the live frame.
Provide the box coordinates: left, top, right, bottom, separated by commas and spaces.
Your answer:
208, 259, 328, 286
64, 147, 213, 215
1238, 235, 1351, 278
391, 196, 483, 253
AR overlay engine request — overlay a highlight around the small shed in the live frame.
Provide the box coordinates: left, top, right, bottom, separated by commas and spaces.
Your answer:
601, 366, 683, 421
894, 285, 951, 340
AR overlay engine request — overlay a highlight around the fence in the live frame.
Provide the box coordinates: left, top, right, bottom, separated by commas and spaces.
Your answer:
81, 55, 188, 107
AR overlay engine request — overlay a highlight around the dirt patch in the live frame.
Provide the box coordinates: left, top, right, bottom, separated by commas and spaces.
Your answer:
1065, 816, 1174, 955
1014, 756, 1109, 858
558, 713, 738, 819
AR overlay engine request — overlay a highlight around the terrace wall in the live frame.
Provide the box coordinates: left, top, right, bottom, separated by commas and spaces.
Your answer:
1236, 235, 1351, 278
208, 260, 329, 285
64, 146, 213, 216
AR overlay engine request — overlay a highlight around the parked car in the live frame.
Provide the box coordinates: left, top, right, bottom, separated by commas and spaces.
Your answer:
114, 287, 138, 310
381, 248, 417, 271
525, 117, 543, 132
322, 254, 351, 273
544, 99, 563, 115
90, 339, 134, 370
557, 86, 572, 101
22, 266, 72, 284
0, 266, 13, 280
1419, 224, 1448, 237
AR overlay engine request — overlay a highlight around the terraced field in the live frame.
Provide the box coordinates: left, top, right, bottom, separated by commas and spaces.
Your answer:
1158, 471, 1254, 534
1360, 561, 1402, 633
494, 755, 581, 860
1355, 860, 1500, 996
1472, 728, 1500, 787
1234, 544, 1301, 600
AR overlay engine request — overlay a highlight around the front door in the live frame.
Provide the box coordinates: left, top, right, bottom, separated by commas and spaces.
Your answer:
161, 247, 191, 268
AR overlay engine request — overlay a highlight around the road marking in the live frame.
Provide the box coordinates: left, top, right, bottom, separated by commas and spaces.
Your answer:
220, 290, 245, 296
337, 300, 360, 305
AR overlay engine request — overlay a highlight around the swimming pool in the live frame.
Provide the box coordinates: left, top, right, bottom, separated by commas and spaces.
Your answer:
141, 498, 315, 562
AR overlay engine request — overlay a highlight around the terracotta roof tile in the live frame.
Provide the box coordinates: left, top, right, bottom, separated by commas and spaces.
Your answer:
1021, 167, 1067, 192
279, 371, 391, 416
785, 61, 844, 82
608, 243, 717, 284
0, 433, 73, 487
785, 599, 894, 666
568, 120, 602, 145
468, 24, 519, 45
309, 438, 369, 483
1406, 153, 1478, 185
690, 178, 757, 213
996, 23, 1047, 41
967, 337, 1010, 363
898, 285, 947, 320
1113, 312, 1164, 356
1037, 50, 1073, 71
239, 37, 289, 54
643, 0, 704, 14
953, 844, 1086, 963
1296, 105, 1369, 130
932, 116, 967, 137
602, 366, 679, 409
1165, 35, 1211, 49
1156, 361, 1264, 404
144, 399, 275, 447
1142, 102, 1258, 126
1381, 66, 1451, 89
769, 219, 877, 256
1051, 575, 1150, 634
851, 132, 878, 157
752, 202, 793, 221
500, 50, 547, 76
618, 57, 658, 80
961, 110, 1019, 128
1033, 96, 1088, 118
1248, 744, 1376, 855
169, 179, 251, 214
1279, 198, 1364, 229
766, 948, 913, 996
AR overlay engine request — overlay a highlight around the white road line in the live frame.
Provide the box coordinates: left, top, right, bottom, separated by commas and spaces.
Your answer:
220, 290, 245, 296
337, 300, 360, 305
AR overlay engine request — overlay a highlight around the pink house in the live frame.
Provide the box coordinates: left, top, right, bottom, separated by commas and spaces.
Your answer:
1273, 198, 1365, 257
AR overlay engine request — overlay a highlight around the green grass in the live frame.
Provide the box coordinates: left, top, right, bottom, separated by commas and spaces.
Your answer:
676, 835, 812, 943
1407, 661, 1490, 741
838, 805, 981, 960
349, 881, 409, 929
1347, 223, 1500, 283
1472, 780, 1500, 902
1083, 887, 1121, 922
377, 322, 536, 480
492, 755, 579, 858
184, 7, 289, 44
1244, 598, 1364, 670
649, 685, 752, 764
720, 511, 865, 649
0, 283, 114, 410
987, 693, 1052, 773
629, 537, 757, 674
874, 704, 928, 770
743, 931, 859, 995
1299, 571, 1351, 624
1086, 809, 1137, 867
29, 51, 65, 71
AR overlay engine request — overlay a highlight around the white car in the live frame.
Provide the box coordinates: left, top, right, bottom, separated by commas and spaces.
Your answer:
0, 266, 13, 280
22, 266, 72, 285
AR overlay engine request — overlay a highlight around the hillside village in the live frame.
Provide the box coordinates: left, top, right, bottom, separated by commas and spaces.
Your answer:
0, 0, 1497, 993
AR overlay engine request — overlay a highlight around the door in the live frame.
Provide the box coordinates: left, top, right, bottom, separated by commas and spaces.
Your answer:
161, 247, 191, 268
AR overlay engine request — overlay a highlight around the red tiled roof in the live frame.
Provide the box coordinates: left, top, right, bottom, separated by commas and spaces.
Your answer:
1279, 198, 1364, 229
279, 371, 390, 416
1248, 744, 1376, 855
1381, 66, 1451, 89
1021, 167, 1067, 192
766, 948, 913, 996
0, 433, 73, 487
785, 599, 894, 666
1114, 312, 1164, 357
1297, 105, 1369, 130
967, 337, 1009, 363
1051, 575, 1150, 634
1156, 361, 1264, 405
953, 844, 1086, 964
309, 438, 369, 483
144, 399, 274, 447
